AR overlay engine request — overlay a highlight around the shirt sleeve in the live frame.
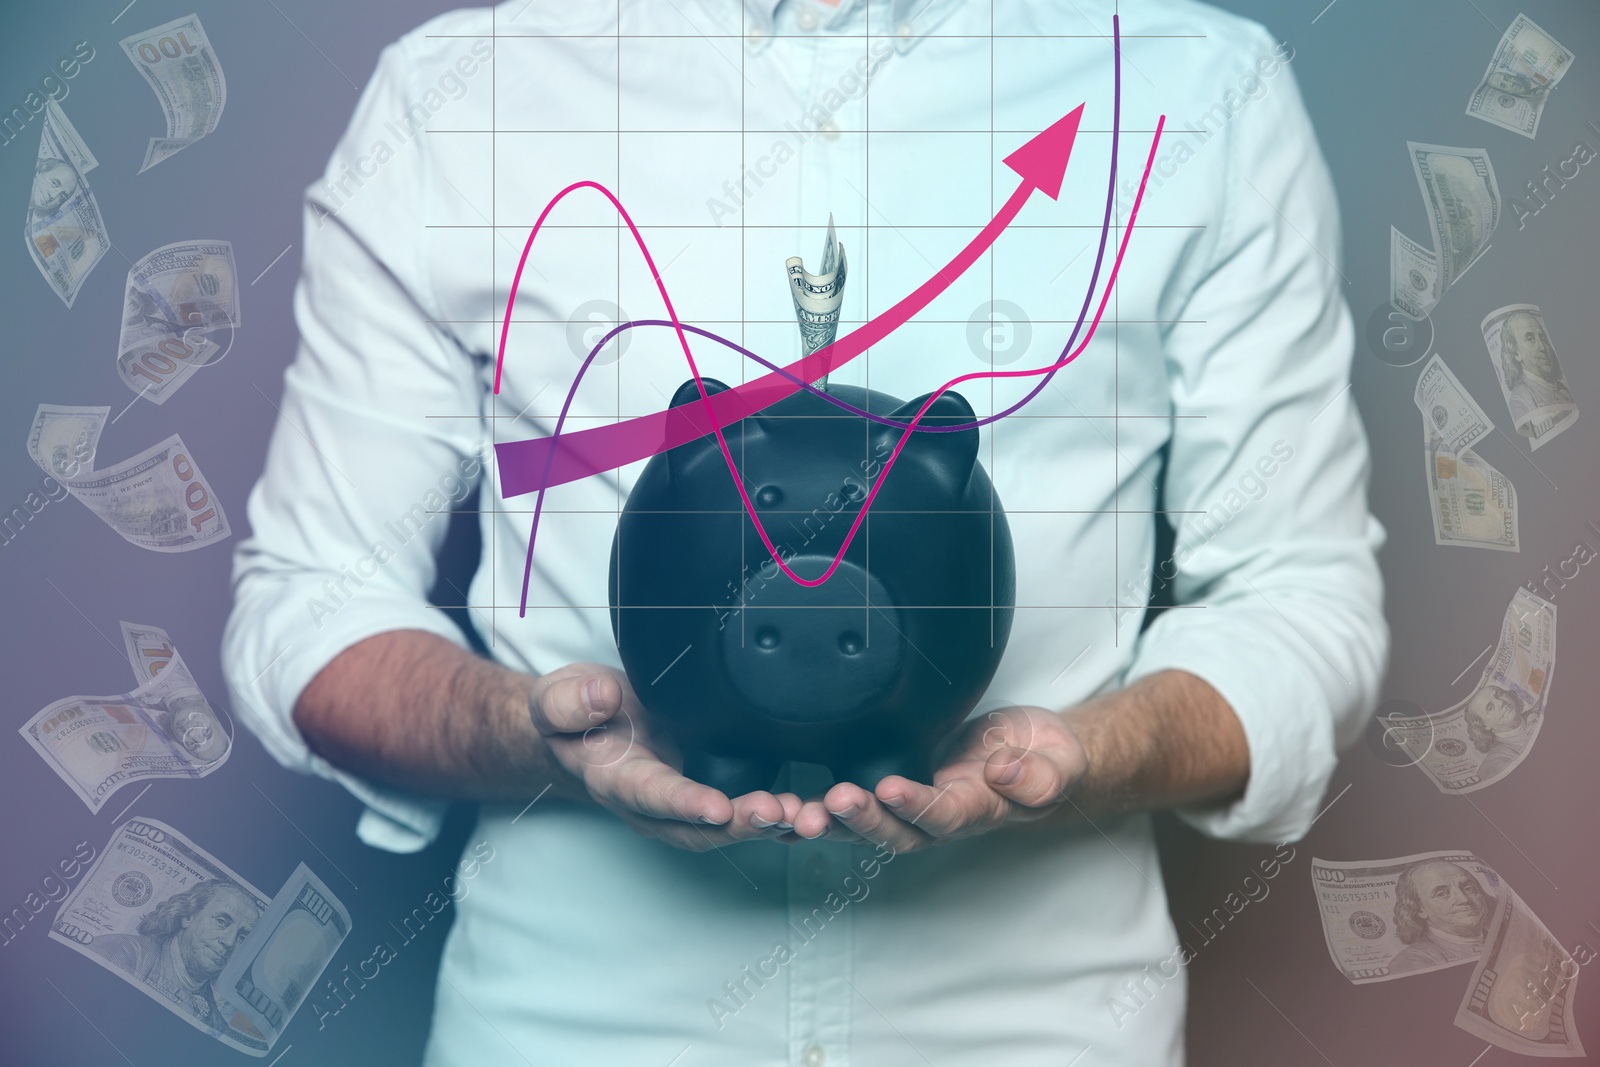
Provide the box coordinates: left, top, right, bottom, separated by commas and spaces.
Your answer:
221, 39, 483, 854
1124, 31, 1389, 844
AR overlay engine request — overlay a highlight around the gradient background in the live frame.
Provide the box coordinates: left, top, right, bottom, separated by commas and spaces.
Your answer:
1, 1, 1598, 1064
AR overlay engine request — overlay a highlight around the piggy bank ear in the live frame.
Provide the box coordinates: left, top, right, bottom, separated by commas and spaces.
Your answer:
669, 377, 729, 409
871, 389, 979, 485
665, 377, 730, 481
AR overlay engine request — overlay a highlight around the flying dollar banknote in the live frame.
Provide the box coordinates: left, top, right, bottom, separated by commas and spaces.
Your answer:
1390, 144, 1499, 321
1389, 226, 1438, 322
51, 819, 272, 1051
1312, 851, 1503, 984
122, 620, 184, 684
26, 403, 231, 551
1422, 428, 1518, 552
118, 240, 240, 404
1466, 13, 1576, 139
20, 624, 231, 812
1414, 353, 1494, 454
120, 14, 227, 172
1388, 588, 1554, 792
52, 820, 348, 1057
1454, 884, 1585, 1057
215, 863, 351, 1049
1481, 303, 1578, 451
786, 213, 848, 390
25, 99, 108, 307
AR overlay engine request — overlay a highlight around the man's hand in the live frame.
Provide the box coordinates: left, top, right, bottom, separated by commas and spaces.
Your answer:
790, 705, 1088, 853
529, 663, 804, 851
784, 670, 1250, 851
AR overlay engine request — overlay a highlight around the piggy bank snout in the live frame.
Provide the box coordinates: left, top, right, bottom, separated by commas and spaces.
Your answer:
720, 556, 904, 724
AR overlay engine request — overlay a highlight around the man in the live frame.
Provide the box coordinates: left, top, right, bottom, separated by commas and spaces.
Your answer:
1389, 860, 1493, 974
90, 879, 260, 1031
224, 1, 1386, 1063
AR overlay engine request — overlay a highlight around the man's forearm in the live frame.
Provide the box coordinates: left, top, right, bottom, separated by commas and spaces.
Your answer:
294, 629, 566, 802
1062, 669, 1250, 819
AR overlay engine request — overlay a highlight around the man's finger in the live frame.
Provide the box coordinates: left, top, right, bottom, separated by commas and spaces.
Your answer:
603, 756, 735, 826
825, 783, 931, 852
877, 772, 1003, 838
529, 672, 622, 735
985, 746, 1073, 810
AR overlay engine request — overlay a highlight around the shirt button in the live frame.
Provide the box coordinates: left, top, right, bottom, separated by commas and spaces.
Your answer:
802, 1045, 826, 1067
817, 119, 841, 142
746, 26, 768, 46
795, 6, 820, 31
897, 20, 916, 40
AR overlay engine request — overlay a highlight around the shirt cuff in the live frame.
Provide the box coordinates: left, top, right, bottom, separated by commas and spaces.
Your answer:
224, 584, 466, 853
1124, 611, 1339, 845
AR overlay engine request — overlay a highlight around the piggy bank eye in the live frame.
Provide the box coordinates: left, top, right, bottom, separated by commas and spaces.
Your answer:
755, 485, 783, 508
838, 631, 864, 655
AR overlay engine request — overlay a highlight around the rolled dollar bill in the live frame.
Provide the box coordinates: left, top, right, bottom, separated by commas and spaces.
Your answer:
215, 863, 351, 1049
1466, 13, 1575, 139
1454, 885, 1585, 1057
118, 240, 239, 404
26, 403, 231, 551
1414, 353, 1494, 454
786, 213, 847, 390
120, 14, 227, 172
1423, 426, 1518, 552
1388, 588, 1554, 792
25, 100, 108, 308
1481, 304, 1578, 451
51, 819, 274, 1054
1311, 851, 1502, 983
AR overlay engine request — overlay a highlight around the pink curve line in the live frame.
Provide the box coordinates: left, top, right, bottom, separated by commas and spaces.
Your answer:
491, 106, 1084, 497
499, 115, 1164, 614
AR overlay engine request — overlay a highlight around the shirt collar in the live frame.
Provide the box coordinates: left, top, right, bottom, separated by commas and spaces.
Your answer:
730, 0, 960, 54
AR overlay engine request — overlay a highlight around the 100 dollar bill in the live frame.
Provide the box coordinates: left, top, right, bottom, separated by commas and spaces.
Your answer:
216, 863, 351, 1047
1312, 851, 1503, 984
1455, 885, 1585, 1056
19, 625, 230, 812
120, 14, 227, 172
27, 404, 230, 551
52, 821, 349, 1057
1391, 588, 1554, 793
1423, 431, 1518, 552
25, 100, 107, 307
1466, 13, 1575, 139
119, 240, 239, 404
51, 819, 274, 1054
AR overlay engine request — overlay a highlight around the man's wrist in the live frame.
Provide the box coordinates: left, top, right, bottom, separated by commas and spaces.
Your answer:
1056, 670, 1248, 820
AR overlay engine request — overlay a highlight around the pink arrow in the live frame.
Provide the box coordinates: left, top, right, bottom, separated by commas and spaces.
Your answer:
493, 104, 1084, 498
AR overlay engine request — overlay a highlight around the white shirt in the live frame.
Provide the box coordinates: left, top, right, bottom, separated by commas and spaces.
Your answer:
222, 1, 1388, 1063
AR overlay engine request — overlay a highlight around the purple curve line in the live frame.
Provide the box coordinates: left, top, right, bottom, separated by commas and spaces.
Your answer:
503, 15, 1147, 614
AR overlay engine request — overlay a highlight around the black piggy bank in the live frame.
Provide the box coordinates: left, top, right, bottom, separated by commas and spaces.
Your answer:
608, 377, 1015, 796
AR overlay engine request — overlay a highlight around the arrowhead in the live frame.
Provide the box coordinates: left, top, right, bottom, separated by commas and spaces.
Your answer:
1003, 104, 1085, 201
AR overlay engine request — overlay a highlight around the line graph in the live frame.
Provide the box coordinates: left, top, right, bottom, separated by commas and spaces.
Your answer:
492, 14, 1163, 616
